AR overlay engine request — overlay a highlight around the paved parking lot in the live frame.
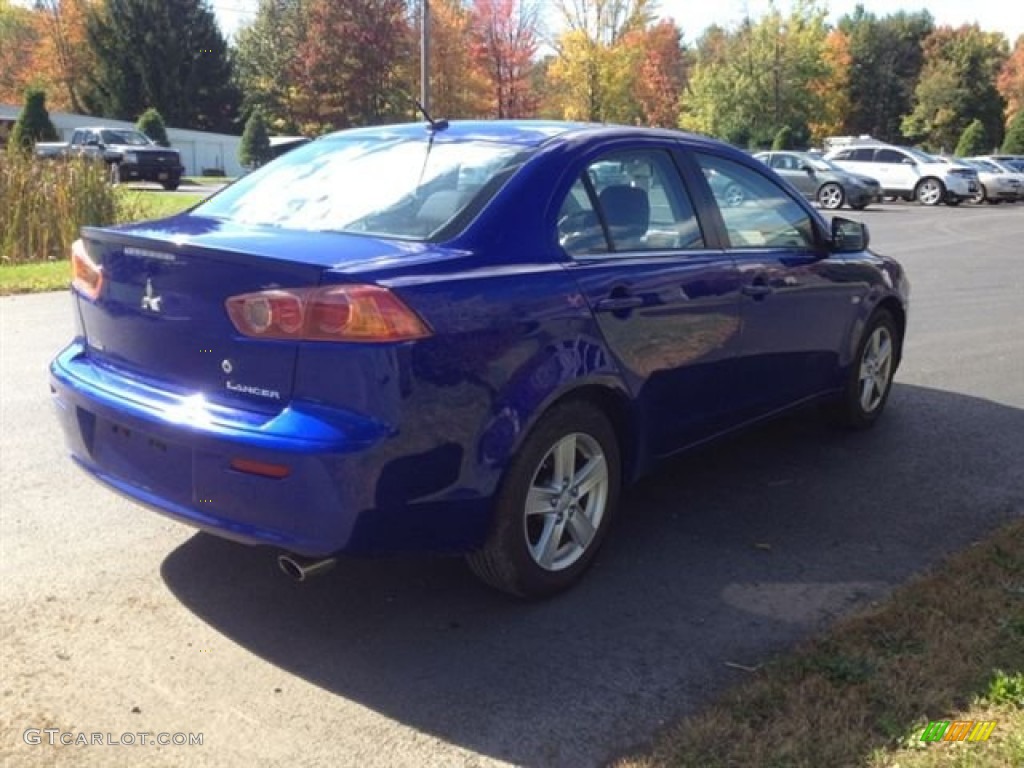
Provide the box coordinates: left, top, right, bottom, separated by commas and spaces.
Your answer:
1, 203, 1023, 767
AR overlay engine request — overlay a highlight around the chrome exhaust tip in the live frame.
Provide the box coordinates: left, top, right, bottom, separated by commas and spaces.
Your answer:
277, 553, 337, 582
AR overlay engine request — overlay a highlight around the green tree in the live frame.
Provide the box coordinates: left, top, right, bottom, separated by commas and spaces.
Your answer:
233, 0, 307, 133
955, 118, 988, 156
9, 87, 58, 149
84, 0, 240, 133
838, 8, 934, 142
901, 25, 1009, 152
239, 107, 271, 168
680, 1, 831, 147
136, 107, 169, 147
1004, 109, 1024, 153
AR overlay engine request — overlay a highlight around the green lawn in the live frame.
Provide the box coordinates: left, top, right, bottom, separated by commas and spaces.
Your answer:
0, 191, 204, 295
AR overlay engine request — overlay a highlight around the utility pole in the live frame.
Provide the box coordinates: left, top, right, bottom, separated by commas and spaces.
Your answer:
420, 0, 430, 113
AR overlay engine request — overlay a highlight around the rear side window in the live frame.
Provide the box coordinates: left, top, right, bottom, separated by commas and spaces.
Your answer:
558, 149, 704, 257
834, 148, 873, 162
194, 135, 531, 240
696, 153, 816, 250
875, 149, 907, 164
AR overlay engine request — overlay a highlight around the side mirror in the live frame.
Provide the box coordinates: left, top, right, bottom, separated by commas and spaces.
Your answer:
85, 139, 99, 147
802, 164, 815, 174
901, 158, 916, 166
831, 217, 869, 252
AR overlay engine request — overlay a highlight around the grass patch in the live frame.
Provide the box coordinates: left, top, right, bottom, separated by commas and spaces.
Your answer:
117, 189, 206, 221
0, 260, 68, 295
616, 519, 1024, 768
182, 176, 236, 186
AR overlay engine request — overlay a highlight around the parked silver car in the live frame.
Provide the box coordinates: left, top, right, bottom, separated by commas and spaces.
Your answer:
754, 151, 883, 210
957, 158, 1022, 203
967, 157, 1024, 201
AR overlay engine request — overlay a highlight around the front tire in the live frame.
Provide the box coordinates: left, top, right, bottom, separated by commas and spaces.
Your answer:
915, 178, 945, 206
161, 180, 180, 191
972, 185, 987, 204
833, 310, 899, 429
817, 182, 845, 210
467, 400, 621, 598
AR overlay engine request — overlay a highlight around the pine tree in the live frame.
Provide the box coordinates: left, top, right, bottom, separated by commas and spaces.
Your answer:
239, 108, 271, 168
9, 88, 59, 149
136, 108, 170, 147
84, 0, 240, 133
1003, 110, 1024, 153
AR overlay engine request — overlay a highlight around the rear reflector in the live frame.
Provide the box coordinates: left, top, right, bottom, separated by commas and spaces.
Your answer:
225, 284, 431, 342
229, 458, 291, 479
71, 239, 103, 300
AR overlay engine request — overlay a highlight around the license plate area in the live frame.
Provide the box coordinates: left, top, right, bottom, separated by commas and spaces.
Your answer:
158, 172, 169, 180
92, 418, 193, 502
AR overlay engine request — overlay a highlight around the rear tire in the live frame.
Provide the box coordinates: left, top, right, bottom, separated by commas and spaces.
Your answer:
467, 400, 621, 598
833, 309, 899, 430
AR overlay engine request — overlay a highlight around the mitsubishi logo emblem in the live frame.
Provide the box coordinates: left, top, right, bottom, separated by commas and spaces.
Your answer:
141, 278, 163, 313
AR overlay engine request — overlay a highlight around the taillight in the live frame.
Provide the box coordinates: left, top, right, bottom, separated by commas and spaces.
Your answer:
225, 285, 431, 342
71, 239, 103, 300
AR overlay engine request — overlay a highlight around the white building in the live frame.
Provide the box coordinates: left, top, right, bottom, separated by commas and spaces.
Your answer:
0, 104, 244, 177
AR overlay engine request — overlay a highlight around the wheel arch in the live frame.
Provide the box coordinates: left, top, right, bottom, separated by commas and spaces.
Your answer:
875, 296, 906, 369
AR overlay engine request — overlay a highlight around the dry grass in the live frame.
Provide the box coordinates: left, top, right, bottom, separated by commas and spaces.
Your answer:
616, 519, 1024, 768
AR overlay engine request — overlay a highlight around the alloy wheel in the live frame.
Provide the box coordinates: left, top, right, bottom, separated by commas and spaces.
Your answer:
858, 325, 894, 413
523, 432, 609, 572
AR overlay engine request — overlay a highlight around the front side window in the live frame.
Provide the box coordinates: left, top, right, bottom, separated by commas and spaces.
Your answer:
194, 134, 531, 240
875, 149, 908, 165
696, 153, 816, 250
558, 149, 704, 257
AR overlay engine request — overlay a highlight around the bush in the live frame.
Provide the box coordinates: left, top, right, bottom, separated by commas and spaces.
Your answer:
955, 119, 988, 157
239, 107, 271, 169
9, 88, 58, 149
0, 150, 124, 263
1004, 110, 1024, 154
772, 126, 793, 150
136, 108, 170, 147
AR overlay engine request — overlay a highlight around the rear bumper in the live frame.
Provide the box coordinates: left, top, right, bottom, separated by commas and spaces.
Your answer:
50, 342, 395, 556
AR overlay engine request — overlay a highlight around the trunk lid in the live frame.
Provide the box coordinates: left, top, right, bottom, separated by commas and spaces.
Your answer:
76, 216, 433, 408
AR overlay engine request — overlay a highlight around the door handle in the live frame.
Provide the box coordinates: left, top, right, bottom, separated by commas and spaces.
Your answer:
595, 295, 645, 311
741, 283, 773, 298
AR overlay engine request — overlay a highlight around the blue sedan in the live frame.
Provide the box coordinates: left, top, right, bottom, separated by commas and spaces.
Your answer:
50, 121, 909, 597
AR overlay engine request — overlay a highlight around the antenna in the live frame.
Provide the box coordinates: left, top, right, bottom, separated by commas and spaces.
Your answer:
414, 99, 448, 133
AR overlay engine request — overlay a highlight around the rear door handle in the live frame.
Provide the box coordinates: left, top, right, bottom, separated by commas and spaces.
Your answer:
595, 295, 645, 311
741, 284, 773, 298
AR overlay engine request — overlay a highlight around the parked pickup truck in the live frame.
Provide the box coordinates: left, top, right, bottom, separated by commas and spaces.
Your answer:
36, 127, 184, 190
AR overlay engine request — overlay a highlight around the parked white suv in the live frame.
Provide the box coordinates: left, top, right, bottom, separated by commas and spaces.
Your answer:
825, 144, 979, 206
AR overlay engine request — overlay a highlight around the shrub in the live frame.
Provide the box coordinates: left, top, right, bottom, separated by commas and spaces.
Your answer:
955, 119, 988, 157
136, 108, 170, 147
239, 107, 271, 169
1004, 110, 1024, 154
0, 150, 124, 263
9, 88, 58, 149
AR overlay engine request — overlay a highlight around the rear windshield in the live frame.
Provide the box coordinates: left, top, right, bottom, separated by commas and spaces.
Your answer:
194, 133, 531, 240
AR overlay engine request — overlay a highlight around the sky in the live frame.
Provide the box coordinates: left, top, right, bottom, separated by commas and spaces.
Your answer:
209, 0, 1024, 44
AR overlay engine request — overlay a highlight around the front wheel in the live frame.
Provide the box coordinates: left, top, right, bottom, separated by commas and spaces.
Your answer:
915, 178, 945, 206
467, 401, 621, 598
161, 180, 180, 191
972, 185, 987, 204
833, 310, 899, 429
817, 182, 845, 210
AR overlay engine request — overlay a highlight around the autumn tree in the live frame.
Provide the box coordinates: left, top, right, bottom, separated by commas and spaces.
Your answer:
31, 0, 95, 113
838, 8, 934, 142
0, 2, 41, 107
291, 0, 411, 132
547, 0, 654, 122
84, 0, 239, 132
997, 35, 1024, 121
632, 19, 688, 128
807, 29, 851, 142
902, 25, 1009, 152
426, 0, 490, 118
469, 0, 540, 118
